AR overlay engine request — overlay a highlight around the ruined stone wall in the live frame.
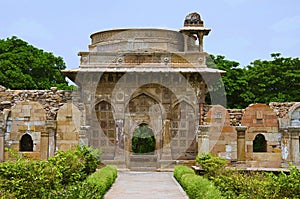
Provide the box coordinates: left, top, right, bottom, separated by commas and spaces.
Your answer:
203, 105, 244, 126
0, 86, 73, 120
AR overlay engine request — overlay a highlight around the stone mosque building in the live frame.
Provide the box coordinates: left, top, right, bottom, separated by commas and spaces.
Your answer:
0, 13, 300, 170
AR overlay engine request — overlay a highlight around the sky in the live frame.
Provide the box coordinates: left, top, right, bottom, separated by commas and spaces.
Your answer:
0, 0, 299, 69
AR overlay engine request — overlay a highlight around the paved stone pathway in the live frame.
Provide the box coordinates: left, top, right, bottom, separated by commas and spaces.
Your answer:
104, 172, 188, 199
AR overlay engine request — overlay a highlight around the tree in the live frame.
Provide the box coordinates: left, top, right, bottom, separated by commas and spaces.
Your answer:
207, 55, 248, 108
208, 53, 300, 108
245, 53, 300, 104
0, 36, 72, 90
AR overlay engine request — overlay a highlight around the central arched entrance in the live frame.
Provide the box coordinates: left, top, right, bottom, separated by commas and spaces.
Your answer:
130, 124, 158, 171
132, 124, 155, 155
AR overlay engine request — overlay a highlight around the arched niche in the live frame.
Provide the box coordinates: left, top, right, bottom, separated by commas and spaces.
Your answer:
93, 101, 116, 160
19, 134, 33, 152
289, 104, 300, 126
253, 134, 267, 152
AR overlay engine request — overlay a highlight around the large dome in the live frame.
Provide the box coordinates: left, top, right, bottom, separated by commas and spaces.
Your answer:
89, 28, 198, 53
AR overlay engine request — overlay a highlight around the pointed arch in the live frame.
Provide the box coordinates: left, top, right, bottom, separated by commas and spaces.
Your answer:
125, 91, 162, 112
171, 97, 197, 113
93, 101, 116, 160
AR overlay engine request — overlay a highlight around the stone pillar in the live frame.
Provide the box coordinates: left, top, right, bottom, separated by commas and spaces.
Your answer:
161, 120, 172, 160
288, 126, 300, 164
198, 125, 210, 154
40, 131, 49, 160
46, 120, 56, 157
197, 32, 204, 52
115, 120, 125, 161
0, 126, 4, 162
236, 126, 247, 161
79, 126, 89, 146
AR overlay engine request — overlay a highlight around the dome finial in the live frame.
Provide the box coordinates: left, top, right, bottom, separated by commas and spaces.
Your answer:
184, 12, 203, 27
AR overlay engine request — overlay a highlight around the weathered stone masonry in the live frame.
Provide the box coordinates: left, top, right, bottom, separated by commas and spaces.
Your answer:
1, 84, 300, 168
1, 12, 300, 170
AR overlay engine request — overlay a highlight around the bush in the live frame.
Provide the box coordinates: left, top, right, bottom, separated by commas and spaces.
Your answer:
0, 145, 102, 198
196, 153, 227, 178
174, 165, 223, 199
210, 164, 300, 199
48, 145, 101, 185
48, 165, 117, 199
85, 165, 118, 197
174, 165, 195, 182
0, 159, 61, 198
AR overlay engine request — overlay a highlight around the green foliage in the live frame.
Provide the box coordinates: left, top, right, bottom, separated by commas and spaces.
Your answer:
173, 165, 195, 182
207, 55, 247, 108
208, 53, 300, 108
48, 145, 101, 185
85, 165, 118, 197
0, 36, 72, 90
0, 159, 61, 198
244, 53, 300, 104
132, 124, 155, 154
174, 165, 223, 199
196, 153, 227, 178
48, 165, 117, 199
199, 160, 300, 198
0, 145, 102, 198
75, 145, 102, 175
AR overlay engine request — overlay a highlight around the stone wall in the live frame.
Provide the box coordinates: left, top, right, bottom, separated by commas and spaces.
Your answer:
0, 86, 83, 161
1, 85, 300, 168
0, 86, 73, 120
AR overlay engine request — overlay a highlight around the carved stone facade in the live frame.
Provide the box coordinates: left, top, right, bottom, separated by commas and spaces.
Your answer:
0, 13, 299, 170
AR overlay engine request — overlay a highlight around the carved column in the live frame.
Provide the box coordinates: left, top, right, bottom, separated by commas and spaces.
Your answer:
46, 120, 56, 157
0, 126, 4, 162
288, 126, 300, 163
161, 119, 172, 160
40, 131, 49, 160
114, 120, 125, 161
236, 126, 247, 161
198, 125, 210, 154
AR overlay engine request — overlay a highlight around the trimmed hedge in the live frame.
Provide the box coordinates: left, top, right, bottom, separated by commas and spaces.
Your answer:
174, 165, 223, 199
85, 165, 118, 197
49, 165, 118, 199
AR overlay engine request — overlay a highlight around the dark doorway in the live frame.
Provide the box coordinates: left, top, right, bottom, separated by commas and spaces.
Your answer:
253, 134, 267, 152
20, 134, 33, 151
132, 124, 155, 155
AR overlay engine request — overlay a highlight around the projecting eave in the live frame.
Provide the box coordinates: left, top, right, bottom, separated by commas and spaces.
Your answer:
62, 67, 225, 83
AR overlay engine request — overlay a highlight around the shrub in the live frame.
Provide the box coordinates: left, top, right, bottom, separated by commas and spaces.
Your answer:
76, 145, 102, 175
211, 164, 300, 199
174, 165, 223, 199
85, 165, 118, 197
196, 153, 227, 178
0, 159, 61, 198
48, 149, 86, 185
0, 145, 102, 198
174, 165, 195, 182
48, 145, 101, 185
